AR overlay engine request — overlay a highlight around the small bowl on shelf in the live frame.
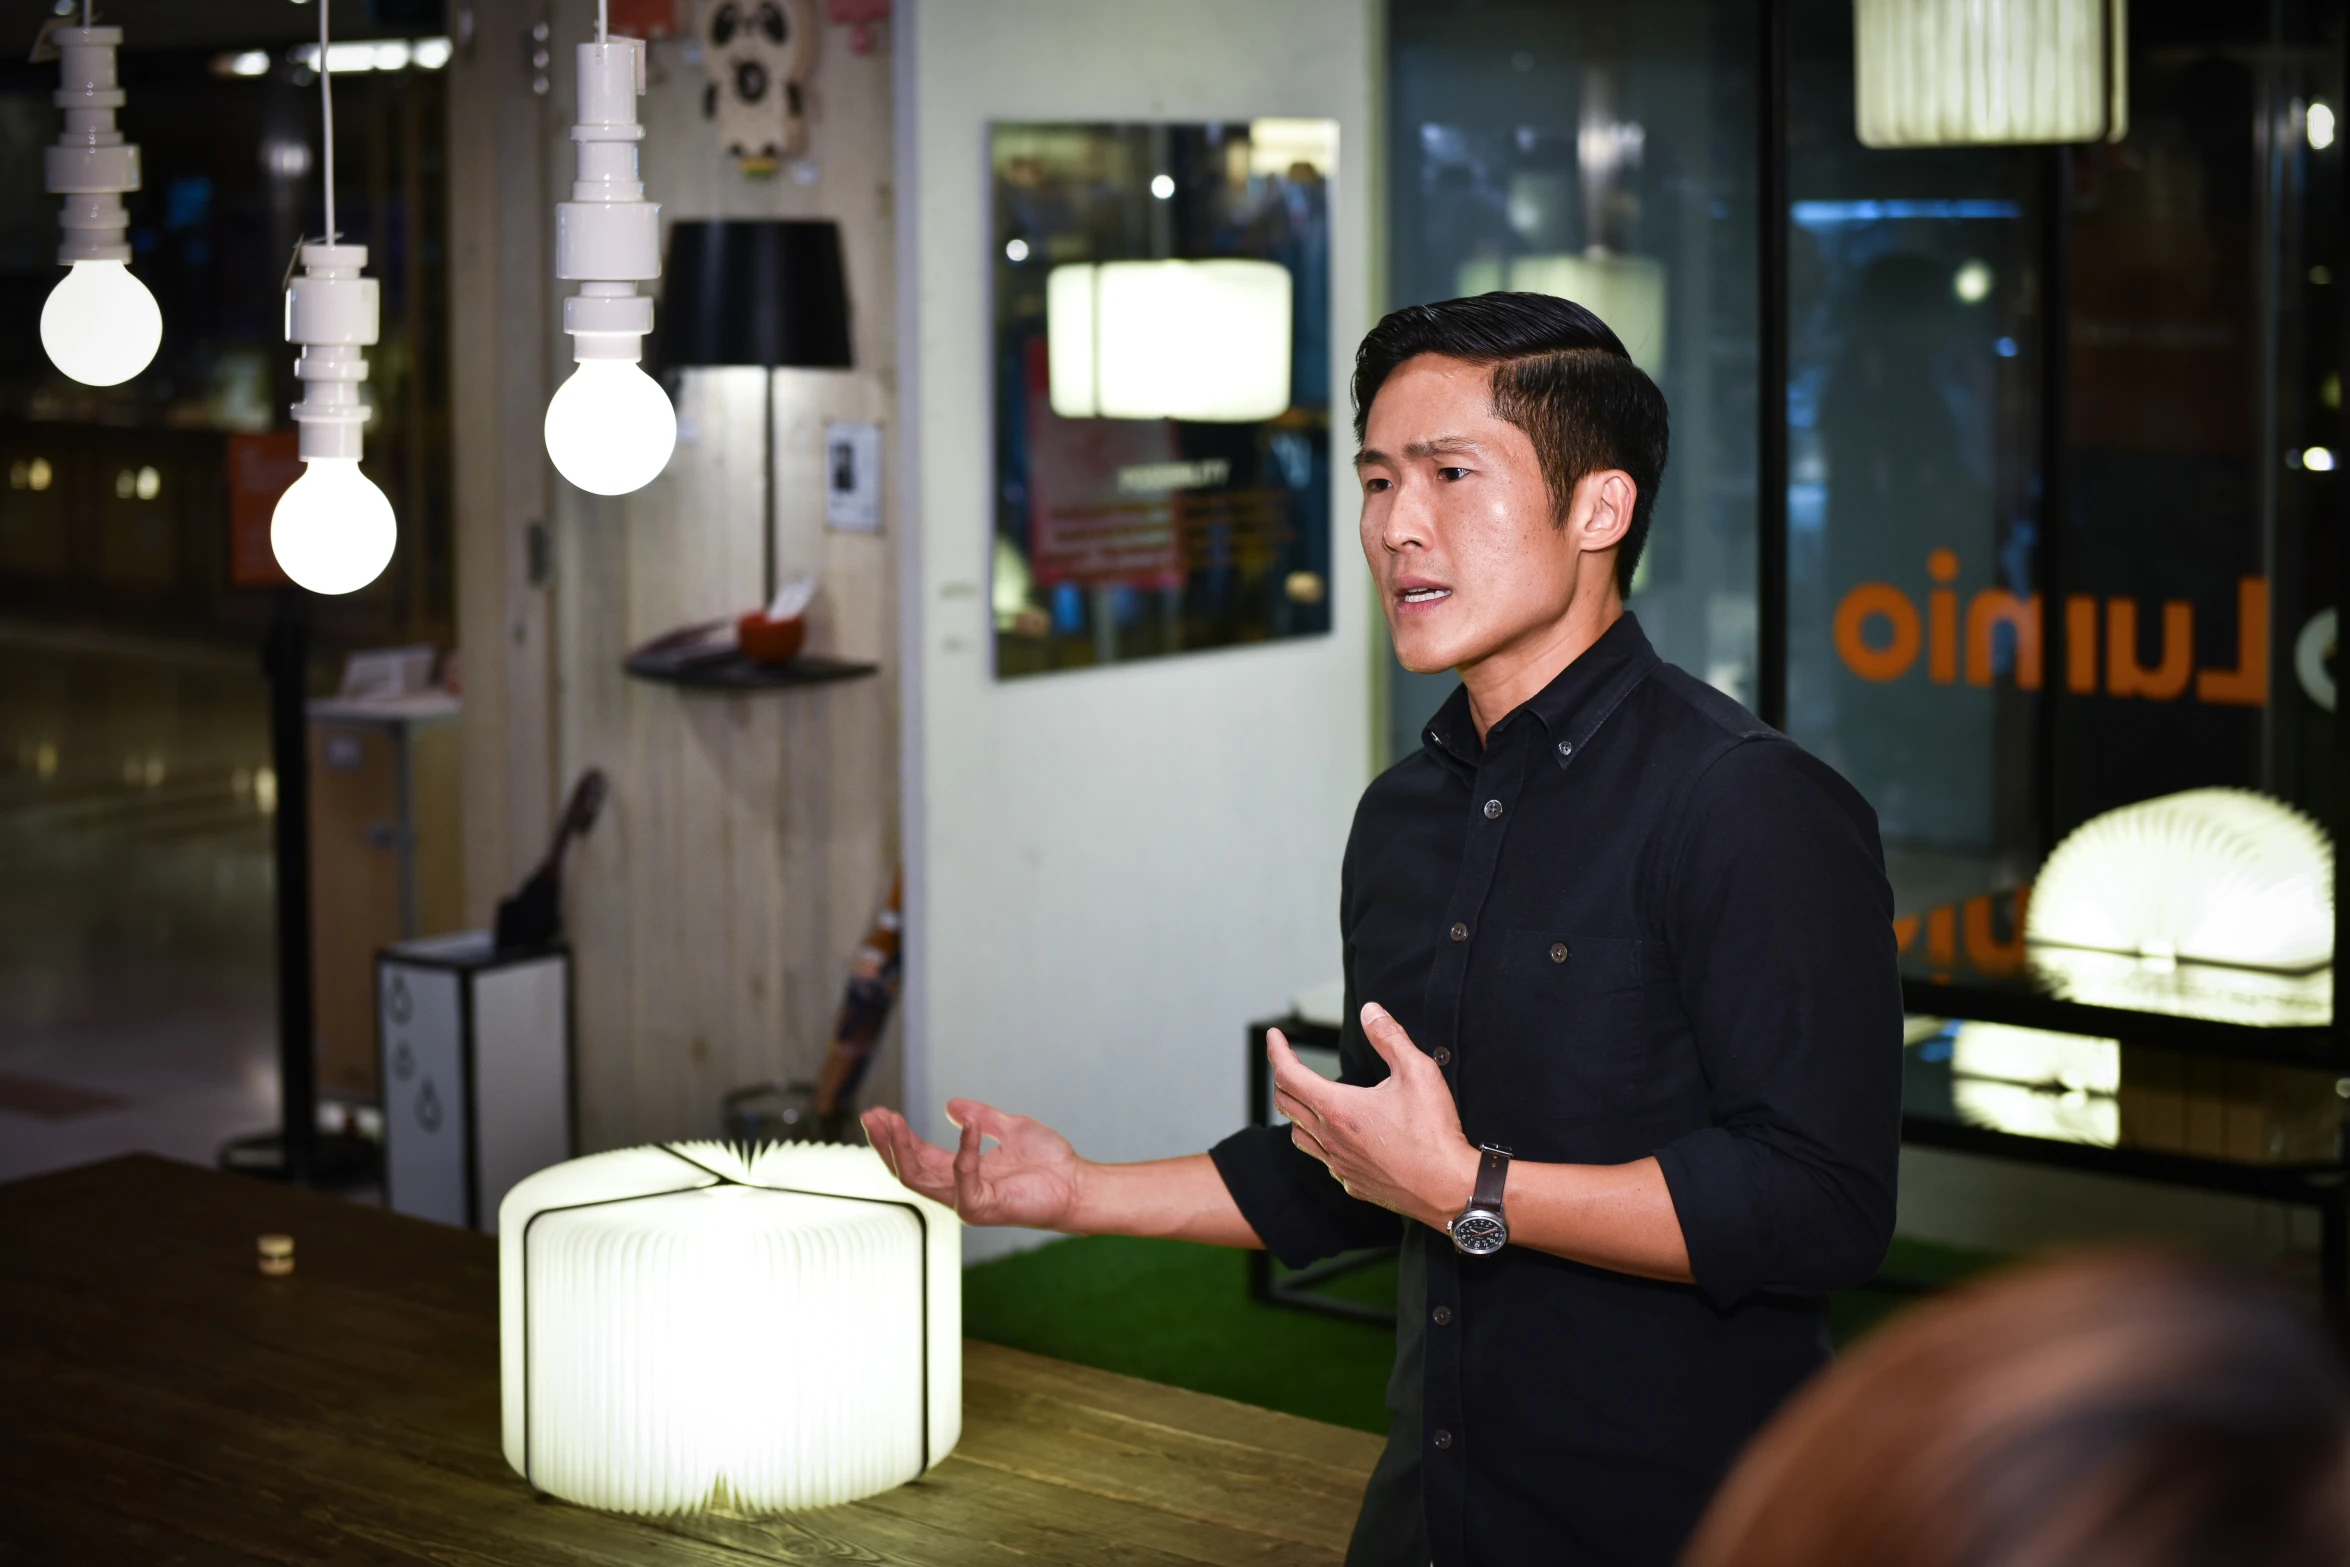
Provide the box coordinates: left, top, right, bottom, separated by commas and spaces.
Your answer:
736, 611, 806, 666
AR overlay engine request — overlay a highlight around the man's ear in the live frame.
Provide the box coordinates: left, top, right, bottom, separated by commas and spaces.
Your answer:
1571, 469, 1637, 553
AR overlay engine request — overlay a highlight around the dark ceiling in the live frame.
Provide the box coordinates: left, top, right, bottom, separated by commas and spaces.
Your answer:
34, 1, 440, 51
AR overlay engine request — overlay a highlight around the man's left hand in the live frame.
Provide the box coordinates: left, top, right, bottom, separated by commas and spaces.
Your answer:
1270, 1002, 1480, 1230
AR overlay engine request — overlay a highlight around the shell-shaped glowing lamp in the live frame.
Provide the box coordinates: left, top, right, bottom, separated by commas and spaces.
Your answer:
499, 1141, 960, 1515
2025, 788, 2335, 1025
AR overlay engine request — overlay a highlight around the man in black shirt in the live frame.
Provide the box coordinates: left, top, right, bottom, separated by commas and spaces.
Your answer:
864, 293, 1902, 1565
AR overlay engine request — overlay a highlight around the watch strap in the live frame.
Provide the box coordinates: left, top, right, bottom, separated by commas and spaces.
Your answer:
1472, 1144, 1511, 1212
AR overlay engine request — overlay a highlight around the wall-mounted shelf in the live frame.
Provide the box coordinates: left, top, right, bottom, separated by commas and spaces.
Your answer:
623, 649, 879, 690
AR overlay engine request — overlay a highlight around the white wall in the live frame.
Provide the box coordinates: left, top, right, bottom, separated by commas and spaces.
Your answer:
897, 0, 1381, 1258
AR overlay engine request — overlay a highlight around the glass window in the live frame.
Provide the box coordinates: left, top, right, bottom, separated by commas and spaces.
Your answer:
1785, 0, 2343, 1049
1784, 0, 2051, 909
1385, 0, 1760, 761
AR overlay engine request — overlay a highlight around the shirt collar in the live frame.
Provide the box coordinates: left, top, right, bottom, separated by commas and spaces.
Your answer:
1421, 613, 1661, 771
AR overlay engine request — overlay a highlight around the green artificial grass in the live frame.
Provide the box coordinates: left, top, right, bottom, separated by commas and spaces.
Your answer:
964, 1233, 2006, 1435
964, 1236, 1400, 1433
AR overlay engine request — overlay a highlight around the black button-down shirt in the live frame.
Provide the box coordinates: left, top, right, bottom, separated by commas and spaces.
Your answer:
1210, 615, 1901, 1567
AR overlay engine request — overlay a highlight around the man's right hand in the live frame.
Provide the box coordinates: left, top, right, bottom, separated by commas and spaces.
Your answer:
861, 1098, 1085, 1229
864, 1092, 1267, 1249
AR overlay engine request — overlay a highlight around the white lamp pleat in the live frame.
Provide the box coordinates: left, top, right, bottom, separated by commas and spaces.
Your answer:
1045, 258, 1294, 422
2024, 787, 2335, 1026
499, 1142, 959, 1515
1854, 0, 2127, 149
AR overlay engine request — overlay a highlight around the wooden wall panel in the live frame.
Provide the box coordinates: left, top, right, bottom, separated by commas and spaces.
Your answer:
448, 0, 557, 929
476, 9, 906, 1150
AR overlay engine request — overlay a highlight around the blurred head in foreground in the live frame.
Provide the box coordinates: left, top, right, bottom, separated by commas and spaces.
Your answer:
1682, 1253, 2350, 1567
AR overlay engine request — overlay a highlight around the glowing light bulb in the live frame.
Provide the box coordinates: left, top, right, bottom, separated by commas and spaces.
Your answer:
271, 458, 396, 595
544, 359, 677, 495
40, 260, 162, 387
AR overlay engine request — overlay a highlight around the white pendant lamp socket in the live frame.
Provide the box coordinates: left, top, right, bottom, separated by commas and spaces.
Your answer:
276, 244, 395, 594
41, 13, 163, 387
270, 5, 396, 596
544, 6, 676, 497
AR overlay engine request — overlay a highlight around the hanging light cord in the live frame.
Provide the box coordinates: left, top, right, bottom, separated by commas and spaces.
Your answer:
318, 0, 337, 243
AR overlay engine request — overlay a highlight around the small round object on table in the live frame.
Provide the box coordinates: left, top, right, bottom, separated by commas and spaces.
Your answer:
257, 1234, 295, 1277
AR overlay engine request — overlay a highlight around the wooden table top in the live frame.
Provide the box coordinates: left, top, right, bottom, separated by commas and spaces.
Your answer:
0, 1156, 1381, 1564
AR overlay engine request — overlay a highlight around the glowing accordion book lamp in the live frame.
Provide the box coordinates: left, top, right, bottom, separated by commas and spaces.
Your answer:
1853, 0, 2128, 149
499, 1141, 960, 1514
2024, 787, 2335, 1026
1044, 258, 1292, 423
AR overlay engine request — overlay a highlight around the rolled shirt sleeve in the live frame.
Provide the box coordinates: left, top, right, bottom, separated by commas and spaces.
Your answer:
1211, 944, 1405, 1270
1211, 1123, 1404, 1268
1650, 738, 1903, 1310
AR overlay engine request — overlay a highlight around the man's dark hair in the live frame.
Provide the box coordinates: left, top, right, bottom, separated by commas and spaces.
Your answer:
1351, 292, 1670, 596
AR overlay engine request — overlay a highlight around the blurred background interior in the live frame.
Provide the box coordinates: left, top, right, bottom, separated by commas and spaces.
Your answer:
1, 0, 2344, 1428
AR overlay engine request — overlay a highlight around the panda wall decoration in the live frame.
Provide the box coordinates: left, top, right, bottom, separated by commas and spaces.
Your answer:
699, 0, 816, 170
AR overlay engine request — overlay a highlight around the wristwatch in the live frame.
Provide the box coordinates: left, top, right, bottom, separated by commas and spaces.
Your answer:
1447, 1144, 1512, 1256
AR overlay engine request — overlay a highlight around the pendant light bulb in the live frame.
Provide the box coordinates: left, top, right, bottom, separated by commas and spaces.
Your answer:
43, 26, 162, 386
41, 259, 162, 387
546, 22, 672, 495
545, 358, 678, 495
272, 458, 397, 596
273, 243, 390, 596
269, 4, 395, 598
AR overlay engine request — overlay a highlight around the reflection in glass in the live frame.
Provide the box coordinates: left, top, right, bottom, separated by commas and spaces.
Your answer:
1950, 1019, 2121, 1094
1913, 1017, 2122, 1147
1952, 1077, 2121, 1148
1852, 0, 2128, 149
1791, 0, 2340, 1040
1784, 0, 2044, 902
1046, 261, 1294, 421
1909, 1016, 2345, 1163
2024, 946, 2334, 1029
1385, 1, 1759, 759
990, 122, 1334, 678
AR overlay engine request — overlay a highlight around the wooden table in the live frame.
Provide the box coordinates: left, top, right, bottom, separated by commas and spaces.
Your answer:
0, 1156, 1381, 1564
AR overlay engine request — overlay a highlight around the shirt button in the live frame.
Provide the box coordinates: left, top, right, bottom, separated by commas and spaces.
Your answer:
1557, 740, 1573, 758
1550, 942, 1570, 964
1432, 1047, 1452, 1066
1433, 1429, 1454, 1450
1482, 798, 1503, 819
1432, 1305, 1453, 1325
1449, 922, 1468, 942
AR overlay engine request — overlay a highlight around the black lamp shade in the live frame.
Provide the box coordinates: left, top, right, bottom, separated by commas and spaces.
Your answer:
656, 220, 853, 370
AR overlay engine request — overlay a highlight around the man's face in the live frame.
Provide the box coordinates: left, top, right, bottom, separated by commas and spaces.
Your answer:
1355, 353, 1614, 676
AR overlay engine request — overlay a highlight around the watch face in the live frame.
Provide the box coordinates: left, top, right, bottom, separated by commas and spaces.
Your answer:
1450, 1209, 1507, 1256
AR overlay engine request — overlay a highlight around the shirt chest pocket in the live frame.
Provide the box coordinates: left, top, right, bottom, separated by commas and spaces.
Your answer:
1481, 930, 1648, 1106
1499, 929, 1643, 989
